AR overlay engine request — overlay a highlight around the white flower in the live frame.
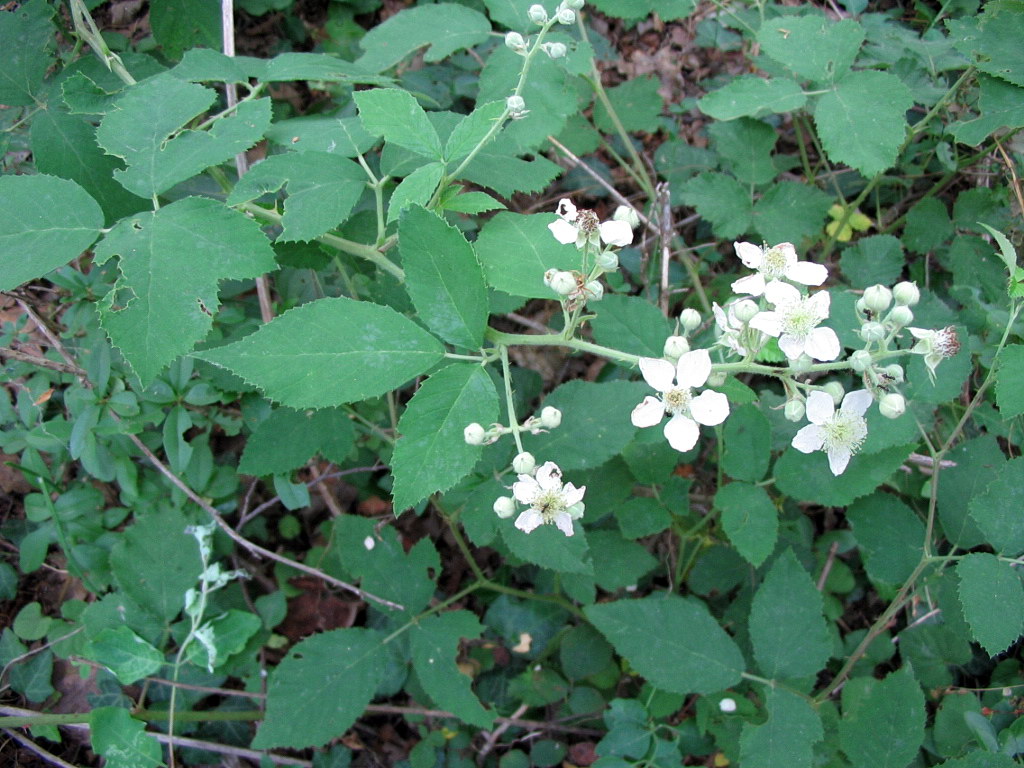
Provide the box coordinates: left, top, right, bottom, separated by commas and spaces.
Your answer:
792, 390, 872, 475
908, 326, 959, 382
749, 282, 840, 361
630, 349, 730, 452
712, 300, 761, 357
719, 698, 737, 713
512, 461, 585, 537
731, 241, 828, 297
548, 199, 633, 250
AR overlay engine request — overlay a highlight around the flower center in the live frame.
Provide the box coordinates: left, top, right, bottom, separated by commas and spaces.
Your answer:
533, 489, 567, 521
577, 209, 599, 234
936, 326, 960, 358
662, 387, 692, 416
760, 246, 788, 279
821, 412, 867, 455
780, 298, 824, 339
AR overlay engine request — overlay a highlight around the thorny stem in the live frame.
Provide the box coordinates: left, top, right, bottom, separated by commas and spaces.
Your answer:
500, 345, 526, 454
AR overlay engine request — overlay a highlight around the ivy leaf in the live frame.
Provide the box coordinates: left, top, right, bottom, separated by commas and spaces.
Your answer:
0, 0, 55, 106
227, 152, 367, 242
716, 481, 777, 568
252, 629, 387, 749
89, 626, 165, 685
585, 594, 745, 694
239, 407, 355, 476
474, 212, 583, 299
749, 550, 831, 679
94, 197, 277, 384
399, 206, 489, 349
355, 3, 491, 73
196, 297, 445, 409
411, 611, 495, 728
391, 364, 499, 513
0, 174, 104, 291
739, 688, 823, 768
757, 17, 865, 83
96, 74, 272, 198
699, 76, 807, 121
957, 553, 1024, 656
355, 88, 443, 159
814, 71, 913, 178
90, 707, 163, 768
839, 667, 925, 768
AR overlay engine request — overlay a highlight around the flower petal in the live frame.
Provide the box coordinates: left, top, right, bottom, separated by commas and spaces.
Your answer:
599, 219, 633, 247
841, 389, 874, 416
553, 512, 575, 536
515, 509, 544, 534
555, 198, 577, 221
731, 273, 767, 296
534, 461, 563, 491
804, 391, 835, 424
561, 482, 586, 507
512, 477, 540, 504
784, 260, 828, 287
804, 327, 840, 361
807, 289, 831, 317
663, 413, 700, 452
749, 310, 782, 337
792, 424, 825, 453
631, 396, 666, 428
548, 219, 579, 245
638, 357, 676, 393
777, 332, 806, 360
826, 446, 852, 475
676, 348, 712, 388
690, 389, 730, 426
734, 241, 764, 268
763, 280, 801, 306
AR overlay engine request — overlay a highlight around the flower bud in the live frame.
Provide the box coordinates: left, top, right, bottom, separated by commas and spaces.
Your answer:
556, 7, 575, 23
879, 393, 906, 419
595, 249, 619, 271
663, 335, 690, 360
893, 281, 920, 306
549, 270, 577, 296
539, 406, 562, 428
504, 31, 527, 53
493, 496, 517, 518
464, 423, 486, 445
881, 364, 904, 384
612, 205, 640, 229
850, 349, 873, 373
541, 41, 566, 58
561, 0, 584, 9
707, 371, 727, 387
733, 299, 759, 324
679, 308, 701, 333
584, 280, 604, 301
543, 268, 559, 287
506, 94, 528, 118
822, 381, 845, 406
512, 451, 536, 475
719, 698, 737, 714
862, 285, 893, 314
528, 3, 548, 23
788, 354, 812, 373
888, 305, 914, 328
859, 321, 886, 343
784, 398, 805, 422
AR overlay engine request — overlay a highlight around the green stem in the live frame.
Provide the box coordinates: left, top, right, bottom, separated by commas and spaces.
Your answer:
480, 580, 586, 620
500, 345, 525, 454
0, 710, 264, 729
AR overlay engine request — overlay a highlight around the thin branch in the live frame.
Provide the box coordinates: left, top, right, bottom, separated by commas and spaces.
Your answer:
0, 346, 85, 376
478, 703, 529, 765
2, 728, 79, 768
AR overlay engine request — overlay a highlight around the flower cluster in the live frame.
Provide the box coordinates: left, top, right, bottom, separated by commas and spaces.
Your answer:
495, 459, 586, 537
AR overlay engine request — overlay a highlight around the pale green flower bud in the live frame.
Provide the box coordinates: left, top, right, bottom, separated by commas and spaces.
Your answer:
888, 305, 914, 327
543, 268, 559, 287
733, 299, 759, 324
528, 3, 548, 23
513, 451, 536, 474
549, 270, 576, 295
822, 381, 845, 406
893, 281, 920, 307
863, 285, 893, 314
595, 250, 619, 271
719, 698, 738, 714
663, 335, 690, 360
860, 321, 886, 342
541, 41, 567, 58
789, 354, 813, 373
561, 0, 584, 9
784, 399, 805, 422
584, 280, 604, 301
707, 371, 727, 387
494, 496, 517, 518
881, 364, 904, 384
556, 7, 575, 23
613, 205, 640, 229
504, 31, 527, 53
679, 308, 701, 333
850, 349, 873, 373
506, 94, 528, 118
539, 406, 562, 428
464, 423, 486, 445
879, 393, 906, 419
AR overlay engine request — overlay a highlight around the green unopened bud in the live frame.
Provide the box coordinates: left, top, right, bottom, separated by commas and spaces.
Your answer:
464, 423, 486, 445
863, 285, 893, 314
822, 381, 845, 406
539, 406, 562, 428
506, 94, 528, 118
528, 3, 548, 23
555, 7, 575, 23
893, 281, 920, 306
561, 0, 584, 9
879, 393, 906, 419
850, 349, 873, 373
784, 399, 805, 422
881, 364, 904, 384
504, 31, 527, 53
679, 308, 701, 333
584, 280, 604, 301
595, 250, 619, 271
789, 354, 813, 373
733, 299, 759, 324
541, 41, 566, 58
707, 371, 727, 387
860, 321, 886, 342
888, 305, 914, 327
493, 496, 517, 518
512, 451, 536, 474
549, 270, 576, 296
613, 205, 640, 229
663, 335, 690, 360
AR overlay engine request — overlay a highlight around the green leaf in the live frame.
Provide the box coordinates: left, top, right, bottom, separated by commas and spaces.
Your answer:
949, 76, 1024, 146
722, 404, 771, 482
597, 699, 651, 759
680, 173, 752, 240
709, 118, 778, 185
96, 74, 272, 198
110, 507, 203, 622
355, 3, 491, 73
758, 16, 865, 82
501, 522, 593, 574
587, 0, 696, 22
585, 594, 745, 694
89, 626, 165, 685
739, 688, 823, 768
462, 140, 563, 196
957, 553, 1024, 655
411, 611, 494, 728
968, 456, 1024, 555
902, 197, 952, 254
186, 610, 262, 670
774, 443, 915, 506
0, 0, 55, 106
239, 407, 355, 476
150, 0, 220, 58
0, 174, 103, 291
355, 88, 443, 159
528, 380, 649, 470
814, 71, 913, 179
839, 234, 905, 288
445, 100, 506, 164
751, 181, 832, 247
749, 550, 831, 679
615, 497, 672, 540
265, 115, 377, 157
474, 212, 583, 298
196, 297, 445, 409
936, 755, 1018, 768
95, 197, 277, 384
995, 345, 1024, 418
387, 163, 444, 225
594, 76, 664, 134
715, 482, 778, 568
699, 76, 807, 121
481, 0, 534, 30
939, 436, 1004, 549
439, 190, 506, 215
391, 364, 499, 512
839, 667, 926, 768
227, 152, 367, 242
262, 53, 386, 83
590, 295, 672, 359
950, 8, 1024, 88
253, 628, 386, 749
169, 48, 266, 83
847, 492, 923, 585
587, 531, 659, 591
399, 206, 489, 349
90, 707, 163, 768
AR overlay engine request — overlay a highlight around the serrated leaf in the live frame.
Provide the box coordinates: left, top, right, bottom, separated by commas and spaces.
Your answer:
839, 667, 925, 768
0, 174, 104, 291
903, 197, 953, 254
957, 553, 1024, 655
186, 610, 262, 670
399, 206, 488, 348
262, 52, 385, 83
196, 297, 445, 409
149, 0, 220, 58
445, 100, 506, 164
938, 436, 1003, 549
722, 404, 771, 482
949, 76, 1024, 146
590, 295, 672, 359
751, 181, 832, 247
585, 594, 744, 694
774, 443, 915, 506
716, 482, 777, 568
995, 346, 1024, 418
594, 76, 664, 134
699, 76, 807, 120
411, 611, 494, 728
228, 152, 367, 242
474, 212, 583, 298
169, 48, 266, 83
950, 8, 1024, 88
0, 0, 55, 106
587, 0, 696, 22
89, 626, 164, 685
750, 550, 831, 679
94, 197, 276, 384
967, 456, 1024, 555
680, 172, 752, 239
709, 118, 778, 185
387, 163, 444, 225
814, 71, 913, 178
847, 492, 923, 585
739, 688, 823, 768
587, 530, 659, 591
90, 707, 163, 768
501, 518, 593, 574
462, 142, 563, 196
265, 115, 377, 156
253, 628, 387, 749
239, 407, 354, 476
391, 365, 499, 512
839, 234, 905, 287
758, 16, 865, 82
96, 74, 272, 198
355, 3, 491, 73
355, 88, 443, 159
440, 191, 506, 215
